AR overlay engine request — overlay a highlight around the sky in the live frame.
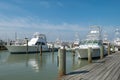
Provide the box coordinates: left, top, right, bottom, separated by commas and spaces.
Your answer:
0, 0, 120, 41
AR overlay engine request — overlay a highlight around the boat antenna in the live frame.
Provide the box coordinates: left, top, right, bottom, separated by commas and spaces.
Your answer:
15, 32, 17, 41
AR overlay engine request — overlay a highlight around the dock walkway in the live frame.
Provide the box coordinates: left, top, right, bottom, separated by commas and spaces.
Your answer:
62, 52, 120, 80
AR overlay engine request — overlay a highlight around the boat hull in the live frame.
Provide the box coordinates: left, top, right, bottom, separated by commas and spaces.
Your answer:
76, 48, 101, 59
5, 45, 50, 54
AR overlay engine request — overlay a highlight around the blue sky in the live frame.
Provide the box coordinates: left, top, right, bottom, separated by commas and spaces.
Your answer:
0, 0, 120, 41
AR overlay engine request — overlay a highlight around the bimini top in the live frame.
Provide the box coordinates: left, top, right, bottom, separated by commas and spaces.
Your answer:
87, 26, 102, 40
28, 32, 47, 46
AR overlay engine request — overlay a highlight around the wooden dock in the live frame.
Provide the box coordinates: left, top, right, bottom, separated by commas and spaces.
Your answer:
62, 52, 120, 80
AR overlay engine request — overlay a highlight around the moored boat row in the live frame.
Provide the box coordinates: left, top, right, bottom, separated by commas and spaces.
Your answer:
2, 26, 120, 59
5, 32, 50, 53
75, 26, 105, 58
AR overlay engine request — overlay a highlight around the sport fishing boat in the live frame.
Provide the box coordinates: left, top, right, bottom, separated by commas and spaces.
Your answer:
72, 32, 80, 49
102, 31, 110, 50
113, 28, 120, 51
54, 37, 62, 49
76, 26, 103, 58
5, 32, 49, 53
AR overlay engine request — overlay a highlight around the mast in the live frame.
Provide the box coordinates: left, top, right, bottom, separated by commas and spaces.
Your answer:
15, 32, 17, 41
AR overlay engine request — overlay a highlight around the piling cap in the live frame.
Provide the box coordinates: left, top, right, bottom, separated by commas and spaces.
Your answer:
60, 45, 65, 49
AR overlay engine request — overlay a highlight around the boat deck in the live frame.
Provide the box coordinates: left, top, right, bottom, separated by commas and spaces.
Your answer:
62, 52, 120, 80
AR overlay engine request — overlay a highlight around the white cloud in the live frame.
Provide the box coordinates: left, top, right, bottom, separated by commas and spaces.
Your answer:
0, 15, 114, 41
0, 15, 88, 41
0, 15, 86, 31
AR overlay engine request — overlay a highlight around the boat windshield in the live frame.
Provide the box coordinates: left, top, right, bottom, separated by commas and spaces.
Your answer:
81, 40, 100, 45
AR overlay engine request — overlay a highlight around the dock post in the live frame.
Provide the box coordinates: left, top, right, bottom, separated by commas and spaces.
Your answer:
25, 38, 28, 54
111, 44, 115, 53
40, 43, 42, 56
40, 54, 43, 67
0, 45, 2, 50
52, 43, 54, 53
88, 47, 92, 63
58, 45, 66, 77
108, 43, 110, 55
113, 45, 115, 53
72, 50, 75, 56
57, 55, 59, 67
72, 53, 75, 67
100, 46, 104, 59
37, 44, 39, 54
52, 52, 54, 63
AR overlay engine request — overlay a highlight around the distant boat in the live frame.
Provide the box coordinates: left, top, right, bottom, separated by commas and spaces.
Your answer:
113, 28, 120, 51
72, 32, 80, 50
102, 31, 110, 50
54, 37, 62, 49
76, 26, 105, 58
5, 32, 49, 53
0, 40, 7, 50
53, 38, 70, 51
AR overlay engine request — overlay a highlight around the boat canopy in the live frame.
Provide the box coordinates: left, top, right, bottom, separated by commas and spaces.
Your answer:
28, 32, 47, 46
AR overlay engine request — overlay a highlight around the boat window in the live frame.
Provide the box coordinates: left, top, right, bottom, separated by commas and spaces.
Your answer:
81, 41, 86, 45
87, 40, 93, 44
93, 40, 98, 44
103, 43, 107, 45
35, 42, 45, 45
40, 37, 43, 39
81, 40, 101, 45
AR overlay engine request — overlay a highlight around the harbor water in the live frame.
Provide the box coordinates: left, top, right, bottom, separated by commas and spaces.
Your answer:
0, 50, 89, 80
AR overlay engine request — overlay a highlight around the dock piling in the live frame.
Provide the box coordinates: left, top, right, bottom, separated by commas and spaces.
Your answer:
58, 45, 66, 77
72, 50, 75, 56
100, 46, 104, 59
108, 43, 110, 55
111, 44, 115, 53
40, 44, 42, 56
37, 44, 39, 54
72, 53, 75, 67
88, 47, 92, 63
52, 44, 54, 53
25, 38, 28, 54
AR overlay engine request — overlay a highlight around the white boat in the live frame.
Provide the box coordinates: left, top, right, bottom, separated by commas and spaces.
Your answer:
73, 39, 80, 47
54, 37, 62, 49
5, 32, 49, 53
113, 28, 120, 51
102, 31, 110, 49
70, 33, 80, 52
73, 32, 80, 49
76, 26, 104, 58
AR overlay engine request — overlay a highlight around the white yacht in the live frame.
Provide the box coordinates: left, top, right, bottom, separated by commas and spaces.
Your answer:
113, 28, 120, 51
76, 26, 103, 58
72, 32, 80, 49
54, 37, 62, 49
5, 32, 49, 53
102, 31, 110, 49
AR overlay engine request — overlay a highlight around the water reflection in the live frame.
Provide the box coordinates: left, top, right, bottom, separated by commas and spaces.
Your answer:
0, 50, 89, 80
4, 53, 48, 72
67, 52, 88, 71
0, 50, 10, 64
52, 53, 54, 64
28, 58, 39, 72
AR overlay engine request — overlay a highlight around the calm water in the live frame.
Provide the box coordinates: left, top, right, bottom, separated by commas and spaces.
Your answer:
0, 50, 89, 80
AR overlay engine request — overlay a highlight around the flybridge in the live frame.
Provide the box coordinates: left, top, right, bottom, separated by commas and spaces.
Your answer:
28, 32, 47, 46
90, 30, 99, 33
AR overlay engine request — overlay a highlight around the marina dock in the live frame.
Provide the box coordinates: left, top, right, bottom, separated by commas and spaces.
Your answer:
62, 52, 120, 80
